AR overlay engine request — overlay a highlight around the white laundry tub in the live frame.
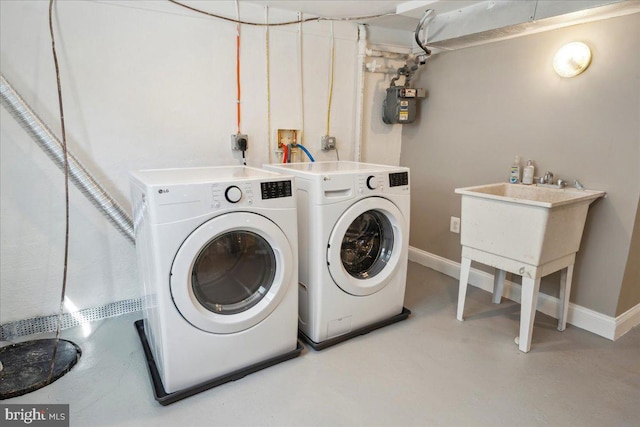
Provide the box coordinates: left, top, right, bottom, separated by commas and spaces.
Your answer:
454, 183, 605, 265
454, 182, 605, 352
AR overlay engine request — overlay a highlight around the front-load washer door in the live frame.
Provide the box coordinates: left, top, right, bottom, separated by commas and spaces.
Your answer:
327, 197, 406, 296
171, 212, 294, 334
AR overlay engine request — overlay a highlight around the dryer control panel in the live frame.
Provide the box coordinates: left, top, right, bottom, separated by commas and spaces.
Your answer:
132, 166, 296, 225
210, 179, 294, 210
212, 182, 255, 208
260, 180, 293, 200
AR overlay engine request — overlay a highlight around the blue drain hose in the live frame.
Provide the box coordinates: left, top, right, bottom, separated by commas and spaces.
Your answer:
297, 144, 315, 162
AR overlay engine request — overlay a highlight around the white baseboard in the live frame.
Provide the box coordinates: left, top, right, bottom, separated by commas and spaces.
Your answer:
614, 303, 640, 340
408, 246, 640, 341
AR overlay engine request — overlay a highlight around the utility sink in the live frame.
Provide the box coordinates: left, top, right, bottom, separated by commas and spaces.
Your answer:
455, 183, 605, 265
456, 182, 605, 208
454, 182, 605, 352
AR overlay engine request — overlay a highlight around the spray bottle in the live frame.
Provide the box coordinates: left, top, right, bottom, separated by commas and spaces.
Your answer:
509, 156, 521, 184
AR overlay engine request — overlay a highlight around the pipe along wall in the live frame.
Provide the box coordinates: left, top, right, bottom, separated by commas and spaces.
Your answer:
0, 75, 135, 244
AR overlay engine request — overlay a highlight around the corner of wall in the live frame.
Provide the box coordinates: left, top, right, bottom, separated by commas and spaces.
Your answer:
617, 197, 640, 315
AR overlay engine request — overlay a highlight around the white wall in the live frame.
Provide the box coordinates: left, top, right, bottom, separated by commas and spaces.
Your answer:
360, 55, 406, 166
360, 27, 416, 166
0, 0, 360, 323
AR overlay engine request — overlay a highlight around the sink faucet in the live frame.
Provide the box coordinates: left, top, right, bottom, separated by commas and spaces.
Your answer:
538, 172, 568, 189
539, 171, 583, 190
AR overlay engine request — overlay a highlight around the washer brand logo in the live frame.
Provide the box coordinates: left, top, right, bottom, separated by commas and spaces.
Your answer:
158, 188, 170, 194
1, 404, 69, 426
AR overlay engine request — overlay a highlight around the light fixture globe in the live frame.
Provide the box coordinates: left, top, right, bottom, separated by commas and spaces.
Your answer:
553, 42, 592, 78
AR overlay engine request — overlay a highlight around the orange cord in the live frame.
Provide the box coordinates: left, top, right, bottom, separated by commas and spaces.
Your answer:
236, 23, 241, 134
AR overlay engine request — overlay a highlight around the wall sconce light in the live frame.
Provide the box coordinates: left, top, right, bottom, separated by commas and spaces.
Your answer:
553, 42, 592, 78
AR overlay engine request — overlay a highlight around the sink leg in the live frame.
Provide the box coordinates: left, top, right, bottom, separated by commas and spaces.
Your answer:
558, 264, 574, 332
518, 276, 541, 353
492, 269, 506, 304
457, 257, 472, 321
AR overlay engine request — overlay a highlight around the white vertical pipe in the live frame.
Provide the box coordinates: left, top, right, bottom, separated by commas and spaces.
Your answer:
354, 24, 368, 162
265, 6, 272, 164
298, 12, 305, 160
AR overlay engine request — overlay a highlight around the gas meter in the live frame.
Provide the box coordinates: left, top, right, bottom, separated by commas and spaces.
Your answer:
382, 86, 426, 124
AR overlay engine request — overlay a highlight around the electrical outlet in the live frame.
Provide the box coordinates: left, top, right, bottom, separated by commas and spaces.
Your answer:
321, 135, 336, 151
450, 216, 460, 234
231, 134, 248, 151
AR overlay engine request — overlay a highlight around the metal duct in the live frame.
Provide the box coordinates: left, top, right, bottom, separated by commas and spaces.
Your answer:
0, 75, 135, 244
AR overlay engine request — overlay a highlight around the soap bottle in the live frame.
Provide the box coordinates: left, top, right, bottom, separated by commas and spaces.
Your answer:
522, 160, 535, 185
509, 156, 521, 184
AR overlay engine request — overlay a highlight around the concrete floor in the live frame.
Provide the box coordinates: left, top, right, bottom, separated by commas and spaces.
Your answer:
4, 262, 640, 426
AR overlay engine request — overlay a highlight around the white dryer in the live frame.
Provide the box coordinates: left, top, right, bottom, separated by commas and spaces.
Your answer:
264, 161, 410, 348
130, 166, 299, 395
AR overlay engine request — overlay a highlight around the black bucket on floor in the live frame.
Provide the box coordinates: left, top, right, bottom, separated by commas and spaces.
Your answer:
0, 339, 81, 399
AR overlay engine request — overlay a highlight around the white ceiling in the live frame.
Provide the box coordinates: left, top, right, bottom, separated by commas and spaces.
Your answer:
249, 1, 485, 21
250, 0, 640, 50
249, 1, 484, 30
249, 1, 406, 18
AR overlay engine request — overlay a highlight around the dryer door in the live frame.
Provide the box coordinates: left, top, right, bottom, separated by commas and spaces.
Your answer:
171, 212, 293, 334
327, 197, 406, 296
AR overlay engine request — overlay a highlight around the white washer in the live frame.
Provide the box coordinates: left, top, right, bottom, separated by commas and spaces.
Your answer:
130, 166, 298, 393
264, 161, 410, 345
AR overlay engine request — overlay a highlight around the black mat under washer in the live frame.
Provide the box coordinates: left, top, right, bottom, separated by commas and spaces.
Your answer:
299, 307, 411, 351
0, 339, 81, 399
134, 319, 304, 405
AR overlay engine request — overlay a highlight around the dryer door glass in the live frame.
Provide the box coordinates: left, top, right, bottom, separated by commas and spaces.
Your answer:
340, 210, 394, 279
191, 231, 276, 315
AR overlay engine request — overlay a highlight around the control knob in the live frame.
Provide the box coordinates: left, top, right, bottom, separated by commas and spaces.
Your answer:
225, 185, 242, 203
366, 176, 378, 190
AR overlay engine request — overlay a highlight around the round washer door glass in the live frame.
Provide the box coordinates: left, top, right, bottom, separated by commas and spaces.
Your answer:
327, 197, 406, 297
341, 210, 393, 279
192, 231, 276, 315
171, 212, 294, 334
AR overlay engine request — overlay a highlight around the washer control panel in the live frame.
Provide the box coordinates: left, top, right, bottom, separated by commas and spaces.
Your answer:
389, 171, 409, 187
357, 171, 409, 195
357, 174, 384, 194
366, 175, 379, 190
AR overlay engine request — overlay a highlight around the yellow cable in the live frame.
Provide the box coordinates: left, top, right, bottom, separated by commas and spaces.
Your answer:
326, 21, 335, 136
265, 6, 272, 163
